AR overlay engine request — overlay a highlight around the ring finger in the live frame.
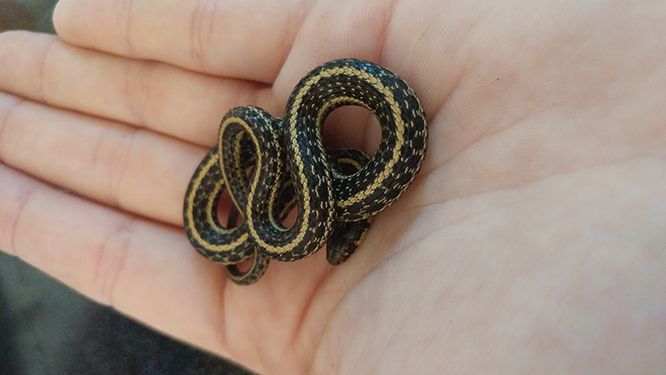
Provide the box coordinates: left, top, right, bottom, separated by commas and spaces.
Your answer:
0, 92, 202, 225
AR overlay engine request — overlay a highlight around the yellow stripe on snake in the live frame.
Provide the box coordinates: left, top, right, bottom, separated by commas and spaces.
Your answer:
183, 59, 427, 285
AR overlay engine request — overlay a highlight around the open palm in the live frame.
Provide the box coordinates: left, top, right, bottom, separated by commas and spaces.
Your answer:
1, 0, 664, 373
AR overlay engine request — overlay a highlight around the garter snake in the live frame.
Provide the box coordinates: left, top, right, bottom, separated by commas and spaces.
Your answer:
183, 59, 427, 285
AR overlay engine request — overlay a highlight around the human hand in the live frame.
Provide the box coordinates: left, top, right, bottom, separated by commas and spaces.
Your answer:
1, 0, 664, 373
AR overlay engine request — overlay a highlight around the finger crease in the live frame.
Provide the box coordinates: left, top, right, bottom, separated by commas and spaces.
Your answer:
0, 98, 26, 152
190, 0, 216, 72
111, 127, 139, 209
38, 38, 58, 105
90, 125, 113, 202
8, 186, 35, 257
376, 0, 399, 65
120, 0, 136, 54
124, 61, 154, 127
211, 274, 230, 353
94, 218, 136, 307
290, 265, 331, 358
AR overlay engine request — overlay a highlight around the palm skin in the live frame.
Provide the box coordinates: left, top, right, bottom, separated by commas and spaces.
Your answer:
0, 0, 664, 373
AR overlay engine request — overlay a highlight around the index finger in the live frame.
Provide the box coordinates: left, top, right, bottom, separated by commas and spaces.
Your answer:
53, 0, 312, 83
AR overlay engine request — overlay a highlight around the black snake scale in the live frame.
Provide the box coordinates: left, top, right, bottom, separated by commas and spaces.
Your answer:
183, 59, 427, 285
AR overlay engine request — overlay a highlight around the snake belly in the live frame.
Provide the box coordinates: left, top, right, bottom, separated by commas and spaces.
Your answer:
183, 58, 427, 285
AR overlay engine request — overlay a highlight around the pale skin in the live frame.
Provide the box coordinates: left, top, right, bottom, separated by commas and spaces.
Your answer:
0, 0, 664, 373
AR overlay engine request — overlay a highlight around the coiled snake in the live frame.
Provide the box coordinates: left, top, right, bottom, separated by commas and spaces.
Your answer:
183, 59, 427, 285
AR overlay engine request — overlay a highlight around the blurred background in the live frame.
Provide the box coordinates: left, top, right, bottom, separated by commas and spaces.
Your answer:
0, 1, 250, 373
0, 0, 55, 33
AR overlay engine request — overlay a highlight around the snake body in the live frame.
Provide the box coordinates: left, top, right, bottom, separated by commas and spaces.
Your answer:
183, 59, 427, 285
